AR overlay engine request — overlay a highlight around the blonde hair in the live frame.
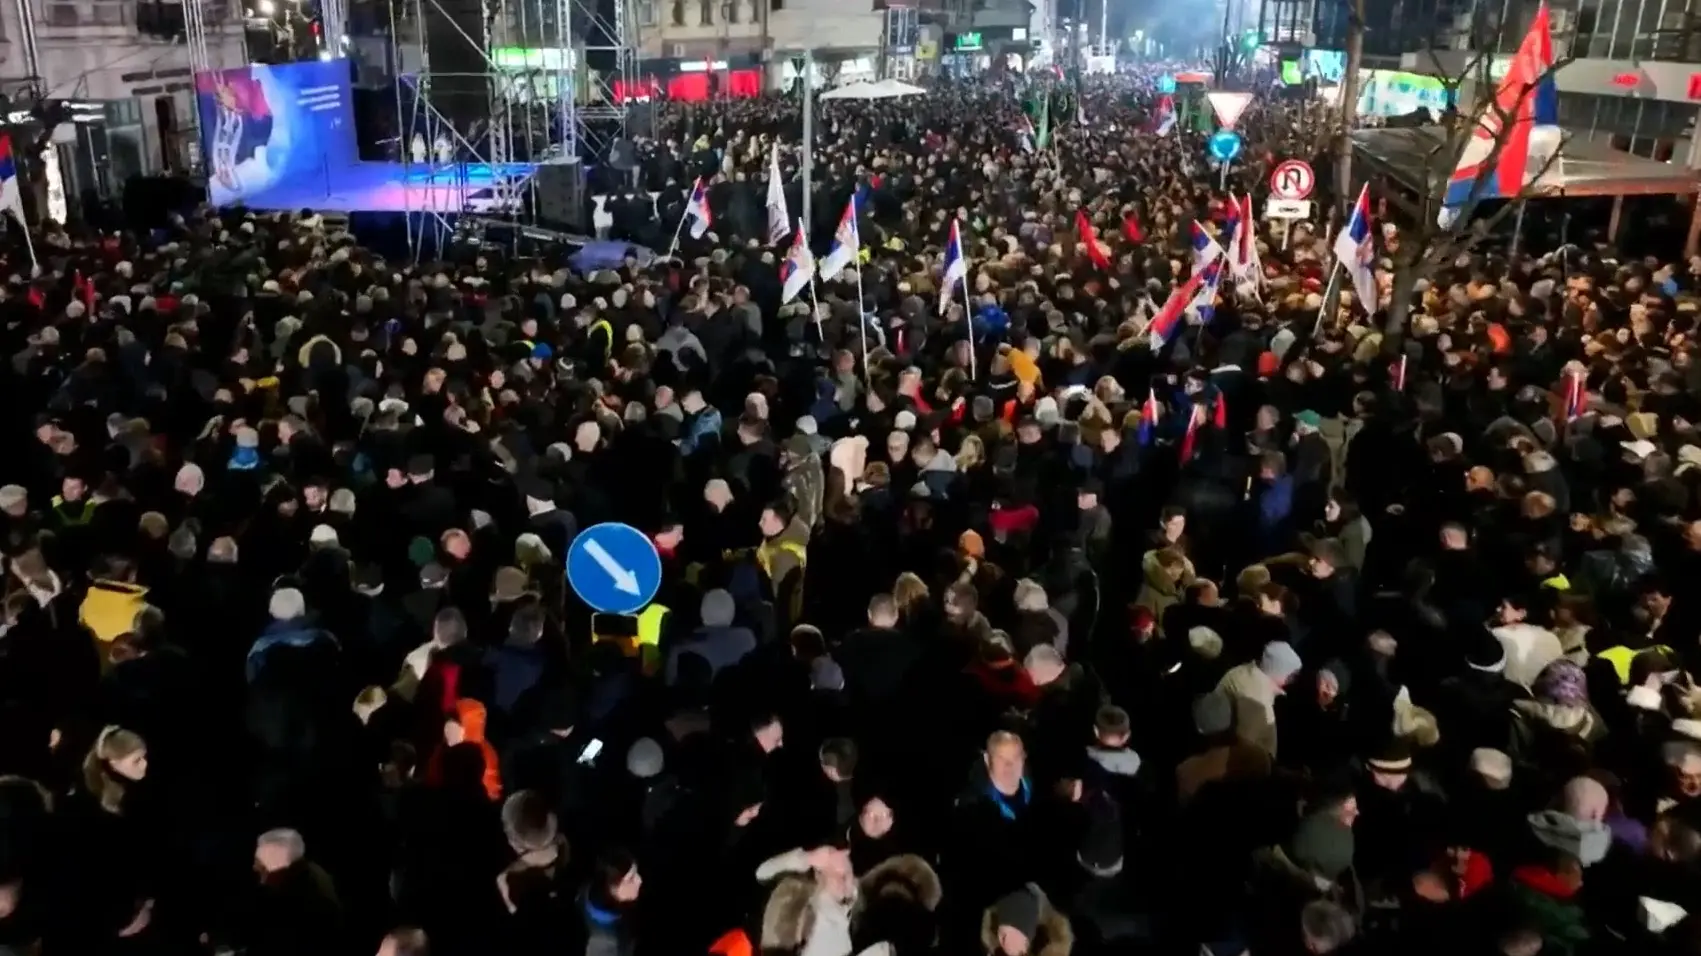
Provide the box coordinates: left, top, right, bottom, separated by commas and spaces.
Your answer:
892, 572, 929, 613
955, 435, 985, 471
83, 726, 145, 814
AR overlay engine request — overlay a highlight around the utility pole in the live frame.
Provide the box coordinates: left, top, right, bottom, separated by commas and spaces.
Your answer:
801, 48, 813, 231
1336, 0, 1364, 215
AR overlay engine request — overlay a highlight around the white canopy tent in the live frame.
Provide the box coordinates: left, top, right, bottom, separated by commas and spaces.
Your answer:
820, 78, 926, 100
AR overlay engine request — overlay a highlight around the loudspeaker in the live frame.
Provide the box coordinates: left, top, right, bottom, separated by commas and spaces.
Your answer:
533, 159, 586, 231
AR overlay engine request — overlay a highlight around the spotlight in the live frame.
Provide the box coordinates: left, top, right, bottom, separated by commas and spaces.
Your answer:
257, 0, 274, 13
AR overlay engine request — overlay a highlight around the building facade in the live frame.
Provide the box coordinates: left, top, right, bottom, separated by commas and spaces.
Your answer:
633, 0, 883, 86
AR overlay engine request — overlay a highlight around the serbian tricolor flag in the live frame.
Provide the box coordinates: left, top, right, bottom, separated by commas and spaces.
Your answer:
685, 176, 713, 239
779, 219, 815, 304
1076, 209, 1111, 270
1440, 2, 1560, 226
1137, 389, 1161, 446
1153, 96, 1177, 137
1149, 269, 1209, 352
1190, 221, 1226, 275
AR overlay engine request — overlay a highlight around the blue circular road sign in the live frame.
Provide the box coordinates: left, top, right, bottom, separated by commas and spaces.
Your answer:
1207, 130, 1243, 163
566, 522, 663, 614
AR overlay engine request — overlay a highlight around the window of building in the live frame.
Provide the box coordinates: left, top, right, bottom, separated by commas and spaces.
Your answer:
672, 0, 686, 24
699, 0, 712, 24
635, 0, 655, 23
722, 0, 737, 22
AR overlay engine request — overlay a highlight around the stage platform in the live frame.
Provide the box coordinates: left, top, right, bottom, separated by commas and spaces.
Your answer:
227, 160, 537, 213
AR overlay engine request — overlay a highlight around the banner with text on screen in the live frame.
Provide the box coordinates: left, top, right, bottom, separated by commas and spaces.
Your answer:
195, 60, 357, 208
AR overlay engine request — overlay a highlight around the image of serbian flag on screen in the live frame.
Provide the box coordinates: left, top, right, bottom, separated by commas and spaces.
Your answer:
1439, 2, 1559, 226
197, 67, 274, 196
0, 134, 21, 219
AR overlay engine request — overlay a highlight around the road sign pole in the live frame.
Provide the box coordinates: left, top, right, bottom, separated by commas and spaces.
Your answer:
1219, 161, 1228, 191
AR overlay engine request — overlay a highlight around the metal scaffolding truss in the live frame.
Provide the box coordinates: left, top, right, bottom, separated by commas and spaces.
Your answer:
387, 0, 638, 253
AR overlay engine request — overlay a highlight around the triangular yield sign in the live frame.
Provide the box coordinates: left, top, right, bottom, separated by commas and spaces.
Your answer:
1206, 91, 1254, 130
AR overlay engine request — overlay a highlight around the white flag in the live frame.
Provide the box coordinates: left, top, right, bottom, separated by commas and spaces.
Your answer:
765, 143, 790, 245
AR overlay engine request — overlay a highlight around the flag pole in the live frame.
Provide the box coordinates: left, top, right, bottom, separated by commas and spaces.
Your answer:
807, 275, 824, 348
854, 263, 869, 388
1312, 258, 1341, 339
13, 213, 36, 273
959, 269, 976, 380
664, 204, 688, 261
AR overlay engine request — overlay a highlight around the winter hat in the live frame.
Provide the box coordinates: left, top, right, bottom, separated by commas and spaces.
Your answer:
1528, 809, 1612, 867
1077, 790, 1124, 877
1366, 738, 1414, 774
407, 536, 436, 567
309, 525, 340, 548
0, 485, 25, 511
700, 589, 736, 628
328, 489, 357, 515
167, 525, 198, 560
492, 567, 531, 602
1534, 658, 1588, 706
269, 587, 306, 621
1188, 626, 1224, 660
1259, 641, 1303, 684
1193, 691, 1234, 736
795, 415, 818, 435
626, 738, 665, 779
1288, 811, 1355, 881
992, 886, 1042, 941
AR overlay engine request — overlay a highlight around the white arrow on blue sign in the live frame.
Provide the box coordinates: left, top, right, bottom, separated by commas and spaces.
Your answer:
1207, 130, 1243, 163
566, 522, 663, 614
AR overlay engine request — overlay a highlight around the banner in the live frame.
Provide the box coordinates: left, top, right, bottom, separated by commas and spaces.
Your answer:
196, 60, 357, 207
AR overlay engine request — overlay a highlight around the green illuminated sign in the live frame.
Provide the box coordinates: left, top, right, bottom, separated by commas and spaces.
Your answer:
954, 32, 983, 51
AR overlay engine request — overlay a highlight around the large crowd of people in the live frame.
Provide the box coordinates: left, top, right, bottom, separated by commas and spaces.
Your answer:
0, 68, 1696, 956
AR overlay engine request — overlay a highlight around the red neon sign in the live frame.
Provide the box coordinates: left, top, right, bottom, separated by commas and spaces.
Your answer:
1611, 72, 1640, 88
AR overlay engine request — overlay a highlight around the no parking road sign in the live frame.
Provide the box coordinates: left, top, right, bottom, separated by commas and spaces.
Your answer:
1270, 159, 1315, 201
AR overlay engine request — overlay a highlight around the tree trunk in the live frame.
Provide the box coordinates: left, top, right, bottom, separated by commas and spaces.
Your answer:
1334, 0, 1365, 216
1383, 258, 1420, 346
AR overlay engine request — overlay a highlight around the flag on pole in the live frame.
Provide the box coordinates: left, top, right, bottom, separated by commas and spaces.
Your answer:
1148, 269, 1210, 351
819, 196, 860, 280
1440, 1, 1559, 225
1189, 259, 1223, 325
940, 218, 969, 314
1224, 191, 1265, 282
1189, 221, 1226, 275
1153, 95, 1177, 137
1034, 92, 1052, 151
1137, 389, 1161, 446
685, 177, 712, 239
765, 144, 790, 245
1333, 184, 1378, 313
1076, 209, 1111, 270
779, 219, 815, 304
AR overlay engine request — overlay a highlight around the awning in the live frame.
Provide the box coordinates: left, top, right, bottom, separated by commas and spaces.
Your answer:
1350, 125, 1700, 199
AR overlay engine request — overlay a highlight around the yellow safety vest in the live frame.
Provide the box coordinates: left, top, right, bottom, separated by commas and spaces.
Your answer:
756, 539, 807, 583
636, 603, 669, 677
52, 496, 97, 526
1597, 644, 1676, 685
590, 320, 614, 362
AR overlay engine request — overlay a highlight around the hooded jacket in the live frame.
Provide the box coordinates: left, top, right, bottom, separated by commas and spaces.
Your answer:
978, 884, 1073, 956
758, 852, 941, 956
80, 579, 148, 645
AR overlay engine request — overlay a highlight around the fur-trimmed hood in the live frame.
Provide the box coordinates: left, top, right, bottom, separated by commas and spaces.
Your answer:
760, 854, 942, 956
979, 884, 1073, 956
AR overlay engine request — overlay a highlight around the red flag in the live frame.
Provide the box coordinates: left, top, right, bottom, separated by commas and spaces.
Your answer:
1179, 404, 1204, 463
1122, 211, 1144, 243
1075, 209, 1111, 270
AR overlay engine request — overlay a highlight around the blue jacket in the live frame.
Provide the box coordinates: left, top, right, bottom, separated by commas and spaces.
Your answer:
247, 619, 338, 682
1258, 475, 1295, 555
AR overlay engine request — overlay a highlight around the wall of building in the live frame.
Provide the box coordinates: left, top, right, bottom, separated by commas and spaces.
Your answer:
24, 1, 247, 181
